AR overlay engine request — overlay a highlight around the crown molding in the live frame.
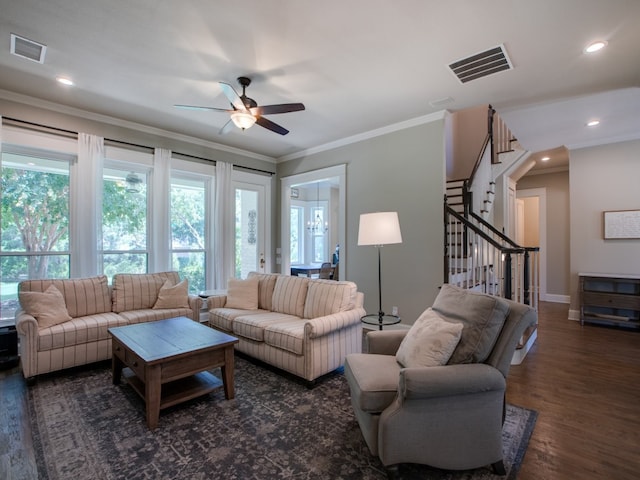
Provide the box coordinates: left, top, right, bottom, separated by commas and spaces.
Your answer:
277, 110, 447, 163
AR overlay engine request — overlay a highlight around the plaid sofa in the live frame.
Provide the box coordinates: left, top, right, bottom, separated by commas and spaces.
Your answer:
15, 272, 202, 380
208, 272, 365, 383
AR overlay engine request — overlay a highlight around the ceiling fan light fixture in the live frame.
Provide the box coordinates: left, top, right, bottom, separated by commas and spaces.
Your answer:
584, 40, 607, 54
125, 172, 143, 193
230, 111, 256, 130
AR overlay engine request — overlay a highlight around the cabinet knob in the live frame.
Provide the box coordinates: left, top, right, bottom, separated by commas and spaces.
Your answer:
115, 346, 120, 351
132, 361, 138, 367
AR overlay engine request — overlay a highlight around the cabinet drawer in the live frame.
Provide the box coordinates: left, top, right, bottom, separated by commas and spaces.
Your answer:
582, 292, 640, 310
124, 349, 146, 381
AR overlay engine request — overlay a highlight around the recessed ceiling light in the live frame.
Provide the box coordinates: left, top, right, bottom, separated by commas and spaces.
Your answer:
586, 120, 600, 127
56, 76, 74, 86
584, 41, 607, 54
541, 156, 550, 162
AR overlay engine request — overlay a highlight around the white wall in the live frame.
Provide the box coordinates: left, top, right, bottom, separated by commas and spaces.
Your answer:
277, 117, 446, 325
569, 139, 640, 312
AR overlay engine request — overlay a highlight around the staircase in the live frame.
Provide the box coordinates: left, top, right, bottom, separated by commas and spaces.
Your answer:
444, 105, 539, 363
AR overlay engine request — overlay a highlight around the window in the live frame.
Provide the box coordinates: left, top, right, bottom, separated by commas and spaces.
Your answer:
171, 175, 206, 292
309, 204, 328, 263
0, 147, 71, 323
101, 166, 148, 277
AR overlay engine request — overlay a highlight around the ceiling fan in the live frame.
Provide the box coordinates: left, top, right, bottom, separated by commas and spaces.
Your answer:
175, 76, 305, 136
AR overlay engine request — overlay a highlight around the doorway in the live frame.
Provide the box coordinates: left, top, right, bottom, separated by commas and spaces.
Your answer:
233, 170, 271, 277
516, 188, 547, 301
281, 165, 346, 279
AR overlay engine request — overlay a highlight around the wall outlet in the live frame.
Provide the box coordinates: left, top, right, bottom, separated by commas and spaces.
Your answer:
391, 306, 398, 316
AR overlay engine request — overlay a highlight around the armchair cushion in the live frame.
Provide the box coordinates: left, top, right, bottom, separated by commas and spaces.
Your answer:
18, 284, 72, 329
225, 277, 259, 310
395, 308, 463, 368
432, 284, 510, 364
345, 353, 401, 413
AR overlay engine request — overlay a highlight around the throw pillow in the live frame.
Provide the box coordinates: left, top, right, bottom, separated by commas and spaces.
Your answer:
153, 279, 190, 309
225, 277, 259, 310
19, 284, 73, 329
432, 283, 510, 364
396, 308, 464, 368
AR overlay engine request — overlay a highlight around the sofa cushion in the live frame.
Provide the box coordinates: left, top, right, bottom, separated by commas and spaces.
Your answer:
248, 272, 280, 311
19, 285, 73, 329
112, 272, 179, 313
118, 308, 194, 324
232, 312, 300, 343
153, 279, 190, 309
345, 353, 401, 413
225, 277, 259, 310
18, 275, 111, 318
264, 320, 306, 355
209, 308, 268, 332
303, 280, 357, 319
432, 284, 510, 364
271, 275, 309, 318
38, 312, 127, 352
395, 308, 463, 368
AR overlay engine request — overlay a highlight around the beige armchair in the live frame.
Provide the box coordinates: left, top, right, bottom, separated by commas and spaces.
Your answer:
344, 284, 537, 476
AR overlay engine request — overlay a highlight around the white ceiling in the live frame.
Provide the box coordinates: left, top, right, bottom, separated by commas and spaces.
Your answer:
0, 0, 639, 162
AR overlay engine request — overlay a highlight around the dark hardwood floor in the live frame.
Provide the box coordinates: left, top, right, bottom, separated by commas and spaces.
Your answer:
2, 301, 639, 479
507, 301, 640, 480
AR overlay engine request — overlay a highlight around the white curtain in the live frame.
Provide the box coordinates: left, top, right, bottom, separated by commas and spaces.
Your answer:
150, 148, 172, 273
214, 161, 235, 288
73, 133, 104, 278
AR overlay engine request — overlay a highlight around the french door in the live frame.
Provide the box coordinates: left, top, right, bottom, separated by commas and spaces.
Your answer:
233, 171, 271, 277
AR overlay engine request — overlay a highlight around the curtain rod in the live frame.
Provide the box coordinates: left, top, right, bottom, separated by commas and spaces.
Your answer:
2, 116, 275, 176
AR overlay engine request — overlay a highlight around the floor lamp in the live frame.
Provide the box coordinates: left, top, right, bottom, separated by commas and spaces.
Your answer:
358, 212, 403, 330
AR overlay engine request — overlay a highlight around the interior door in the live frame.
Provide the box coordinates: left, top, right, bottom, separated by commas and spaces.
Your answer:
233, 172, 271, 277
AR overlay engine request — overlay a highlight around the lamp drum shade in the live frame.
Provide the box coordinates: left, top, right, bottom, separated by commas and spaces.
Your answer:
358, 212, 402, 246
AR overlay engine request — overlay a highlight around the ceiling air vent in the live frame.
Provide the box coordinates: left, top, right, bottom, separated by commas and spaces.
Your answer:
10, 33, 47, 63
449, 44, 512, 84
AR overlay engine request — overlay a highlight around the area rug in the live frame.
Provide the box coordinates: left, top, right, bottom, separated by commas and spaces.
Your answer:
28, 357, 536, 480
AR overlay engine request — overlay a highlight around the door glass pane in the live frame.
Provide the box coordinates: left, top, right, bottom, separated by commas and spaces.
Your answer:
235, 188, 259, 278
290, 205, 303, 264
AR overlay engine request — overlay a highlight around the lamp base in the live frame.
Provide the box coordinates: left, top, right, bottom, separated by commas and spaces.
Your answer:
361, 313, 401, 331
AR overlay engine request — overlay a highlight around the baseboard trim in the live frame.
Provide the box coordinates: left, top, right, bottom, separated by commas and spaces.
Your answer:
568, 309, 581, 322
540, 293, 570, 304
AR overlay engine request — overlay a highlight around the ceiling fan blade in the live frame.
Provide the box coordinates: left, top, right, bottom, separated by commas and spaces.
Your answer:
174, 104, 230, 112
250, 103, 305, 116
219, 82, 247, 111
256, 116, 289, 135
219, 119, 234, 135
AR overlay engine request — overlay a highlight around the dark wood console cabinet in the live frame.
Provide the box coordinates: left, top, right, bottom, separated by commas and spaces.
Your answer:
579, 273, 640, 329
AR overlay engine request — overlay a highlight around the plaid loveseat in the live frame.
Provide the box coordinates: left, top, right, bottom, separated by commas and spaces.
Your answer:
15, 272, 202, 380
208, 272, 365, 383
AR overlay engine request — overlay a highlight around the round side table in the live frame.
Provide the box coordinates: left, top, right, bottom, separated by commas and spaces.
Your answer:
361, 313, 401, 331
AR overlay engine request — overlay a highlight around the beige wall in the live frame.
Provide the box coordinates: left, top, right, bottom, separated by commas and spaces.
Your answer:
277, 118, 446, 325
517, 170, 570, 299
569, 139, 640, 312
447, 105, 487, 180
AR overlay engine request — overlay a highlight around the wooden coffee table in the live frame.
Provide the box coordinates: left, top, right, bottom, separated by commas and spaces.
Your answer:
108, 316, 238, 430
